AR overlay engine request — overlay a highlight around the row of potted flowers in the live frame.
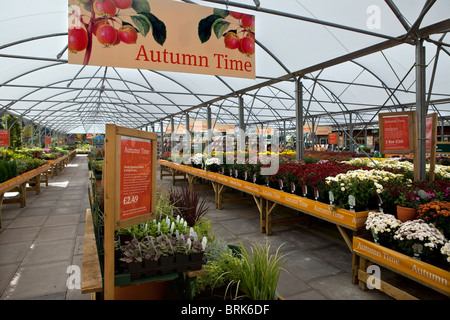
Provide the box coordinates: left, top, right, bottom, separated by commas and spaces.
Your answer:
365, 209, 449, 269
173, 152, 450, 215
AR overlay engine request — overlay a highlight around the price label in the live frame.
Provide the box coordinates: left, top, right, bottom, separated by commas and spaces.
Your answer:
123, 195, 139, 205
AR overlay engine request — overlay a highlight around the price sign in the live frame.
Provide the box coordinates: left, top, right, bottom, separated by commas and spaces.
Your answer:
0, 130, 10, 147
119, 136, 153, 221
379, 112, 415, 154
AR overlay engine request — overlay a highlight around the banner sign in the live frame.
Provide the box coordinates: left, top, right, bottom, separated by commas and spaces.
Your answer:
379, 112, 415, 154
45, 136, 52, 146
0, 130, 10, 147
120, 136, 152, 220
68, 0, 255, 79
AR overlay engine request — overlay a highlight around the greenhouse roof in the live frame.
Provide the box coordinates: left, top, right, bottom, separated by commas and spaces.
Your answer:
0, 0, 449, 134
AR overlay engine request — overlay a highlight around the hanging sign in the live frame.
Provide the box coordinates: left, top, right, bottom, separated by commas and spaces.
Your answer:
45, 136, 52, 146
0, 130, 10, 147
379, 112, 416, 154
329, 132, 338, 145
68, 0, 255, 79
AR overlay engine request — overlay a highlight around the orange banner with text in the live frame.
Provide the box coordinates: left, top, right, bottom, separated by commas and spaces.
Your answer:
353, 237, 449, 295
68, 0, 255, 79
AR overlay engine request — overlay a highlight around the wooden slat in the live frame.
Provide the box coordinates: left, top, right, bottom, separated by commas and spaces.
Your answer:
81, 209, 103, 294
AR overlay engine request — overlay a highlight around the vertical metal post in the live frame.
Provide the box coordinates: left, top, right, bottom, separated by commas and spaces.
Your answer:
295, 78, 304, 160
185, 112, 191, 155
415, 38, 426, 181
238, 95, 245, 155
311, 117, 316, 151
160, 121, 164, 155
207, 105, 212, 155
171, 117, 175, 152
349, 113, 353, 152
283, 120, 286, 148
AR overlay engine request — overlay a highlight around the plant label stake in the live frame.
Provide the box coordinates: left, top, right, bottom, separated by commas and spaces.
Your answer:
253, 173, 257, 183
302, 183, 307, 197
279, 179, 283, 190
376, 193, 383, 212
235, 169, 238, 178
329, 191, 334, 205
229, 168, 232, 176
314, 188, 319, 201
291, 182, 295, 194
244, 171, 248, 181
348, 195, 356, 212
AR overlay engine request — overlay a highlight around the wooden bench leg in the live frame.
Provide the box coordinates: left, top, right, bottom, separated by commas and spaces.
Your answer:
19, 182, 26, 208
265, 200, 277, 236
0, 193, 4, 229
253, 196, 266, 234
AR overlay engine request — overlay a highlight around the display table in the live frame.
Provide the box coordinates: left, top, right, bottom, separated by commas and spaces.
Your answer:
353, 235, 450, 299
46, 154, 69, 178
0, 163, 51, 228
158, 160, 370, 250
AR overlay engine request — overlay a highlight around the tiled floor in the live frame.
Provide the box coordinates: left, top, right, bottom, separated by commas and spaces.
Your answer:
0, 155, 446, 300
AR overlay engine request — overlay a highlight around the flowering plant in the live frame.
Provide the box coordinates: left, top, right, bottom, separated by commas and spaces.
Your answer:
441, 241, 450, 263
204, 157, 220, 172
417, 201, 450, 239
393, 219, 447, 260
365, 211, 402, 247
325, 169, 406, 211
189, 153, 203, 167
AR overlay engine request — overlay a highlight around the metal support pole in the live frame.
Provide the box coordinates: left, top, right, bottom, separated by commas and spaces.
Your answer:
160, 121, 164, 156
349, 113, 353, 152
185, 113, 191, 155
171, 117, 175, 152
311, 117, 316, 151
415, 38, 427, 181
207, 105, 212, 154
295, 78, 304, 160
238, 95, 245, 154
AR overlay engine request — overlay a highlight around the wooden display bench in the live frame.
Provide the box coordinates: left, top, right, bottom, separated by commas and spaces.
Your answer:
159, 160, 369, 252
81, 208, 206, 300
159, 162, 187, 185
353, 235, 450, 299
46, 154, 69, 178
0, 163, 51, 228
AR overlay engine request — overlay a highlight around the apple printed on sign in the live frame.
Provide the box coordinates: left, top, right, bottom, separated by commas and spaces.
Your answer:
68, 0, 167, 65
198, 8, 256, 57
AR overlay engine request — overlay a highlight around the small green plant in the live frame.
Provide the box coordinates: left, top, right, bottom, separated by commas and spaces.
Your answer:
224, 242, 287, 300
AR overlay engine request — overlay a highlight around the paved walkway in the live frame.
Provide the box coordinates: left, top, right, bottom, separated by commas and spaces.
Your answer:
0, 154, 90, 300
0, 155, 446, 300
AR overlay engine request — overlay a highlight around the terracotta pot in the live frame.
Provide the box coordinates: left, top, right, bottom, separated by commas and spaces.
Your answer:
396, 205, 417, 222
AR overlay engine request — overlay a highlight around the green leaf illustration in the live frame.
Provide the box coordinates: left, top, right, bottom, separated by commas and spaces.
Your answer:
198, 14, 223, 43
131, 14, 151, 37
140, 12, 167, 46
132, 0, 150, 14
213, 8, 229, 18
212, 19, 230, 39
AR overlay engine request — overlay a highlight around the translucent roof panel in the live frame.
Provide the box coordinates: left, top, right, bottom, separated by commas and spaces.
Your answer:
0, 0, 449, 133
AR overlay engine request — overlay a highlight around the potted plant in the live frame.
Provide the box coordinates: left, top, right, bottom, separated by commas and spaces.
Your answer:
395, 191, 420, 222
417, 200, 450, 239
365, 211, 402, 248
393, 219, 447, 262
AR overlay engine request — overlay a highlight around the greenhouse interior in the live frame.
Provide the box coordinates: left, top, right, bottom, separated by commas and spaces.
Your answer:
0, 0, 449, 304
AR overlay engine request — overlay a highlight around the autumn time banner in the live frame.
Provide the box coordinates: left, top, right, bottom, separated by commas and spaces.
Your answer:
68, 0, 255, 78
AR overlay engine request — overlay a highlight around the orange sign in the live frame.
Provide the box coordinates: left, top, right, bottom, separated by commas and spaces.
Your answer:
354, 237, 450, 295
381, 114, 411, 152
120, 136, 152, 220
68, 0, 255, 79
0, 130, 10, 147
45, 136, 52, 146
329, 132, 338, 144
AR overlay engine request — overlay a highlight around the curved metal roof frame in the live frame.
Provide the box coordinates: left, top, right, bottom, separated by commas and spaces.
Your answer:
0, 0, 449, 135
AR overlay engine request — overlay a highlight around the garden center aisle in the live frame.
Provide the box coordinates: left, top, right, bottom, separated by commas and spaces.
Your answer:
0, 154, 90, 300
0, 157, 445, 300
